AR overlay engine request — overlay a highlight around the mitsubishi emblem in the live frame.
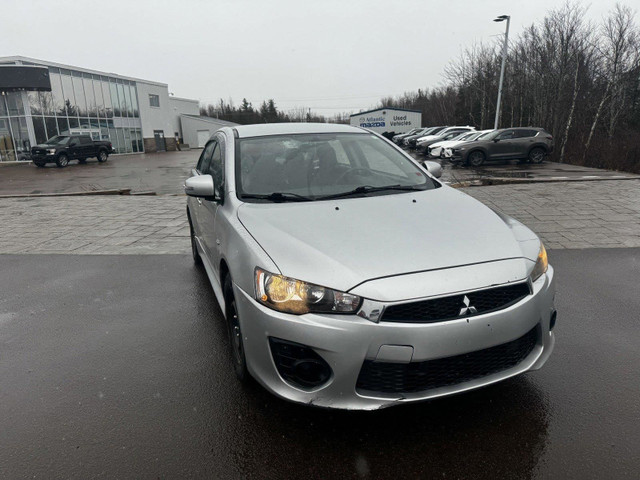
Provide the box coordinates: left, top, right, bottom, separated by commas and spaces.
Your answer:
459, 295, 477, 316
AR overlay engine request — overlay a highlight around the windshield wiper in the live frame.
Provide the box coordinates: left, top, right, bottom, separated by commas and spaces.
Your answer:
240, 192, 312, 202
316, 184, 425, 200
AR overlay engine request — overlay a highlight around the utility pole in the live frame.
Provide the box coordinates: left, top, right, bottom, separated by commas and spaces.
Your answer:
493, 15, 510, 130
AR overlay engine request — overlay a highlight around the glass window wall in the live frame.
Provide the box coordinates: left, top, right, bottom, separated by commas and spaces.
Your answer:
83, 75, 97, 117
0, 94, 8, 116
101, 79, 113, 118
6, 92, 25, 116
71, 72, 87, 117
0, 117, 15, 161
49, 72, 66, 116
60, 73, 76, 117
1, 64, 144, 161
44, 116, 58, 138
129, 85, 139, 117
117, 82, 128, 118
10, 117, 31, 158
32, 116, 47, 144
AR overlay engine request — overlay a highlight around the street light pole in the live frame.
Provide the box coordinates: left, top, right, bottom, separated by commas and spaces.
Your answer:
494, 15, 510, 130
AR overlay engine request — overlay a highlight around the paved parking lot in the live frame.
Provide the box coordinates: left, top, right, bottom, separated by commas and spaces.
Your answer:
2, 149, 639, 198
0, 179, 638, 254
1, 251, 638, 479
0, 151, 197, 196
2, 148, 639, 478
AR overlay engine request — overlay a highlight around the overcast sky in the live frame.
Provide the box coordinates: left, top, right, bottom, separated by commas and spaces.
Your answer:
0, 0, 626, 116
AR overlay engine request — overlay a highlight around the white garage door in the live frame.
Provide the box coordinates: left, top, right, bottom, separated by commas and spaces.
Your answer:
197, 130, 210, 148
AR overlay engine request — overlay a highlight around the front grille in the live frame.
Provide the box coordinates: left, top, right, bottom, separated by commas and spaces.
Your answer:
356, 327, 537, 394
382, 282, 530, 323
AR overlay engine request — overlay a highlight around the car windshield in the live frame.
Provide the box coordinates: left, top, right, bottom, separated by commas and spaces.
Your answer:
44, 135, 70, 145
458, 132, 477, 141
480, 130, 501, 141
236, 133, 436, 202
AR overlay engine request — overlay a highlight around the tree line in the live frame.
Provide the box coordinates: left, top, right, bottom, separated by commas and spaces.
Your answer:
199, 2, 639, 172
382, 2, 640, 172
199, 98, 350, 125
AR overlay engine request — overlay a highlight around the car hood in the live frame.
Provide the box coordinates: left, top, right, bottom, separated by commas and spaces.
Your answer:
416, 135, 441, 143
237, 187, 538, 294
430, 140, 456, 148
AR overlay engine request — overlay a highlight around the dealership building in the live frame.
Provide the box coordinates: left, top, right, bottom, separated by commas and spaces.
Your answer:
0, 56, 234, 162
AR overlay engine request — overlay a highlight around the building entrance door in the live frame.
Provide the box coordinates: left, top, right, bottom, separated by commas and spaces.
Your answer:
153, 130, 166, 151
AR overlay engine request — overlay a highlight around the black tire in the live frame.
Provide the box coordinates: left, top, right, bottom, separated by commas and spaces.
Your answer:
224, 275, 248, 382
467, 150, 486, 167
55, 154, 69, 168
188, 215, 202, 265
528, 147, 545, 164
78, 158, 87, 164
97, 150, 108, 163
34, 161, 46, 168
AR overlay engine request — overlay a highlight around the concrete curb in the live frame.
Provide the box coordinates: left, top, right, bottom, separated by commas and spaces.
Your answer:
0, 188, 135, 199
0, 161, 31, 167
449, 176, 640, 188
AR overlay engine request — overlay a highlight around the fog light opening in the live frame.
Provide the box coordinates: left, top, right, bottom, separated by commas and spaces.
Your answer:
550, 310, 557, 331
269, 337, 333, 390
292, 359, 331, 387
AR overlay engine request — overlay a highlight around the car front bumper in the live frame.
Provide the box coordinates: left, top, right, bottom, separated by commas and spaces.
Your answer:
234, 267, 556, 410
31, 153, 56, 162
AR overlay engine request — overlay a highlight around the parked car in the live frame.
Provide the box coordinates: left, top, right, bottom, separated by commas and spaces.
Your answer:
31, 134, 113, 168
184, 122, 556, 410
427, 131, 479, 158
439, 130, 494, 159
450, 127, 554, 166
403, 126, 447, 148
392, 128, 423, 144
415, 126, 476, 152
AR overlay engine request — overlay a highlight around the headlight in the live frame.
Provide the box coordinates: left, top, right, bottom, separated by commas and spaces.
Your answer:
47, 148, 56, 154
530, 243, 548, 281
255, 268, 361, 315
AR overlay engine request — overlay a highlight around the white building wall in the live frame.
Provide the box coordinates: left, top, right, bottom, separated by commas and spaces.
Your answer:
168, 97, 200, 139
136, 81, 174, 138
350, 108, 422, 135
180, 115, 225, 148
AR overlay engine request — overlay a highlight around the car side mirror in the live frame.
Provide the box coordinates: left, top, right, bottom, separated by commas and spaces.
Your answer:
493, 138, 500, 142
424, 161, 443, 179
185, 174, 215, 198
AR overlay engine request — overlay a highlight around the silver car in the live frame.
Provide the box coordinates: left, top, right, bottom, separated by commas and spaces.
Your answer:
185, 123, 556, 410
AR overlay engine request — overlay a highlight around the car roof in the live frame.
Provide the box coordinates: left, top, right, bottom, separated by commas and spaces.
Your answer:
498, 127, 544, 131
233, 122, 366, 138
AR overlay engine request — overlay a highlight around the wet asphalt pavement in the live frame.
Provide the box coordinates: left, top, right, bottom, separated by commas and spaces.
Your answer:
1, 250, 639, 479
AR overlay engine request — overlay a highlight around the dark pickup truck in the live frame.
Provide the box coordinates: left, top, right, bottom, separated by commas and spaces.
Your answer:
31, 135, 113, 168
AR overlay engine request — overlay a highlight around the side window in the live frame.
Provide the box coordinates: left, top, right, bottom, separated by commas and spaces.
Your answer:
497, 130, 515, 140
514, 130, 534, 138
79, 136, 92, 145
197, 141, 216, 174
208, 137, 224, 198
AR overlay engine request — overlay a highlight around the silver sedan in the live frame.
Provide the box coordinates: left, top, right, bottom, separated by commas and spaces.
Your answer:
185, 123, 556, 410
